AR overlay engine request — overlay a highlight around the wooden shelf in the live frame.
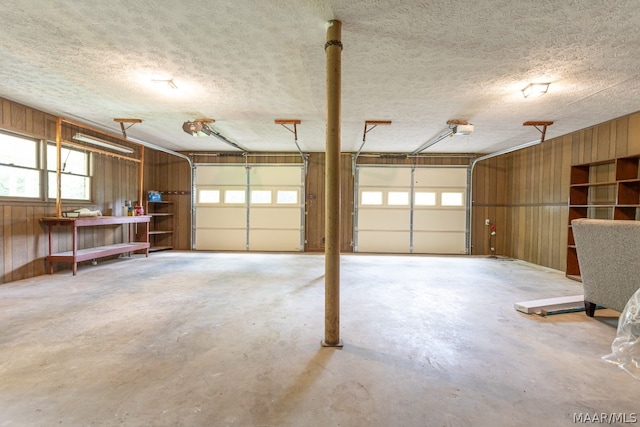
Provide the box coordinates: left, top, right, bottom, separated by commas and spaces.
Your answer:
149, 245, 173, 253
146, 197, 175, 251
566, 155, 640, 278
570, 181, 616, 188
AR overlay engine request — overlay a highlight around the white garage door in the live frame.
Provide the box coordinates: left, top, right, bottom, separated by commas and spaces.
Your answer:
355, 165, 467, 254
195, 164, 304, 251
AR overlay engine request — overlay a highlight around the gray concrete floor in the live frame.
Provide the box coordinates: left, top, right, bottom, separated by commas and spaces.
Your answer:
1, 252, 639, 426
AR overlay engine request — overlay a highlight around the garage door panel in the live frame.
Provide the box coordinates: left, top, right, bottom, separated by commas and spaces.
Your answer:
250, 166, 302, 186
196, 229, 247, 251
414, 168, 467, 187
358, 167, 411, 187
195, 164, 304, 252
250, 207, 300, 229
196, 166, 246, 185
356, 165, 468, 254
413, 210, 467, 231
358, 210, 410, 231
413, 231, 466, 254
358, 231, 410, 253
250, 230, 301, 251
196, 207, 247, 228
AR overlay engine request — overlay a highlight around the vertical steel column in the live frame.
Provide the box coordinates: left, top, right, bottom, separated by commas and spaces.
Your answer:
323, 20, 343, 347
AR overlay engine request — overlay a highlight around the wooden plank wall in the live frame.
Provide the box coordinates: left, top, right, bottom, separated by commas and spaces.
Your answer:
143, 150, 192, 250
0, 97, 142, 283
3, 94, 639, 282
472, 111, 640, 271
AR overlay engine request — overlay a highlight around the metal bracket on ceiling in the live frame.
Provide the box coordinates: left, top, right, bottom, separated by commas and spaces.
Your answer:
113, 118, 142, 138
275, 119, 307, 172
353, 120, 392, 173
446, 119, 469, 126
523, 121, 554, 143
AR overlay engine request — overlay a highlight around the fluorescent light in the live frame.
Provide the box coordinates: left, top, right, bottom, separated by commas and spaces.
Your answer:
521, 82, 550, 98
73, 133, 134, 154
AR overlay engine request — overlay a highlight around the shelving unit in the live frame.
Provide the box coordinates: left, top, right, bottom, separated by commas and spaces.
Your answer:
567, 155, 640, 280
41, 216, 150, 275
146, 200, 175, 252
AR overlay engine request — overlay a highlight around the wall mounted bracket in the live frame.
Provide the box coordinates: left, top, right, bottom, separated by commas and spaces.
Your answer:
523, 121, 554, 142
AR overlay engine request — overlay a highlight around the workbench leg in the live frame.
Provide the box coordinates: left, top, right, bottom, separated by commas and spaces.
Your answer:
48, 226, 54, 275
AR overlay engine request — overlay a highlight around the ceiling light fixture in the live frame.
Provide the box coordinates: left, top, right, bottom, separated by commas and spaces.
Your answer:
521, 82, 550, 98
151, 79, 178, 89
72, 133, 134, 154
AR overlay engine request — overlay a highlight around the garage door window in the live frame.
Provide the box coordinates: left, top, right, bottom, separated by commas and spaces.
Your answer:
251, 190, 272, 204
415, 192, 436, 206
441, 192, 464, 206
225, 190, 246, 204
388, 191, 409, 206
199, 189, 220, 203
276, 190, 298, 204
361, 191, 383, 205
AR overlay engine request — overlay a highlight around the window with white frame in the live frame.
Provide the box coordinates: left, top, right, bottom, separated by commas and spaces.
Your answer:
276, 190, 298, 204
47, 144, 91, 200
0, 132, 40, 198
361, 191, 383, 205
199, 189, 220, 203
224, 190, 246, 204
251, 190, 272, 204
414, 191, 437, 206
388, 191, 409, 206
441, 192, 464, 206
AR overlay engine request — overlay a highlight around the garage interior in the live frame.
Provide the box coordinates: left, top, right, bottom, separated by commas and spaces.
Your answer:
1, 1, 640, 426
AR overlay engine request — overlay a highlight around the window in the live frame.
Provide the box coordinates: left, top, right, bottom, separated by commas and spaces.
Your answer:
0, 132, 40, 198
276, 190, 298, 204
361, 191, 383, 205
47, 144, 91, 200
388, 191, 409, 206
251, 190, 272, 204
415, 192, 436, 206
225, 190, 246, 204
441, 192, 464, 206
199, 189, 220, 203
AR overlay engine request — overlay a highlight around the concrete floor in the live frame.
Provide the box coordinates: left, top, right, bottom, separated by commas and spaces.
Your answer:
1, 252, 639, 426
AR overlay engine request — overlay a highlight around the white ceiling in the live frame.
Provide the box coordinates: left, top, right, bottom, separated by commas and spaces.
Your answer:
0, 0, 639, 154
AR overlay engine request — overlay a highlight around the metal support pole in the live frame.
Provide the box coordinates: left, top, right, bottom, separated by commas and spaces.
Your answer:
322, 20, 343, 348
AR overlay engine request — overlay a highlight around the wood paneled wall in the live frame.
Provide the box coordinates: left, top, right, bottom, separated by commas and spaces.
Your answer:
472, 111, 640, 270
3, 94, 639, 283
143, 150, 192, 250
0, 97, 143, 283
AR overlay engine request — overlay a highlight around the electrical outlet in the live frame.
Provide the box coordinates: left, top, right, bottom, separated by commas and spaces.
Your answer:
485, 219, 491, 226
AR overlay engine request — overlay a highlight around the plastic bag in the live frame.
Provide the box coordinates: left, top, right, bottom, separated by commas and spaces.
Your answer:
602, 287, 640, 379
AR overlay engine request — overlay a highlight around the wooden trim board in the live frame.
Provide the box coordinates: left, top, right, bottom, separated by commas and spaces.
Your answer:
514, 295, 584, 314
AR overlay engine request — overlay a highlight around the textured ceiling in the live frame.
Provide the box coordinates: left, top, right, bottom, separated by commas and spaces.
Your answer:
0, 0, 639, 154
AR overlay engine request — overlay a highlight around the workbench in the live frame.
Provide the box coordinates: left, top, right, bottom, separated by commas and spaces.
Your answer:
41, 216, 150, 275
